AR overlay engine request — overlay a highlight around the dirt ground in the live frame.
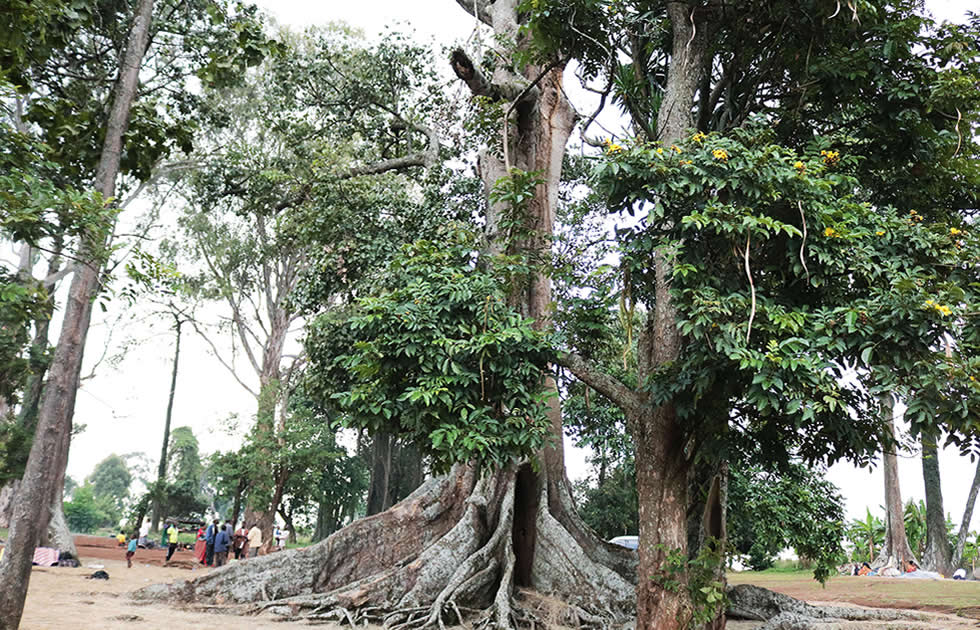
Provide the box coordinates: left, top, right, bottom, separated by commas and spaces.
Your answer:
9, 535, 287, 629
8, 537, 980, 629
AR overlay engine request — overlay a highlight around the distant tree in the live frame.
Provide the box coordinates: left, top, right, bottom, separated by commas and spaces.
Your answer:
62, 476, 78, 501
573, 460, 638, 541
847, 509, 886, 564
87, 454, 132, 513
728, 463, 845, 573
162, 427, 206, 519
63, 484, 114, 533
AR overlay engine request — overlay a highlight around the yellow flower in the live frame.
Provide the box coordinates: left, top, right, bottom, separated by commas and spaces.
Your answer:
950, 227, 962, 236
680, 159, 693, 165
656, 147, 664, 155
875, 230, 885, 236
824, 227, 839, 238
712, 148, 729, 161
820, 149, 840, 165
671, 145, 682, 153
924, 299, 952, 316
606, 142, 623, 154
692, 131, 707, 143
793, 161, 805, 171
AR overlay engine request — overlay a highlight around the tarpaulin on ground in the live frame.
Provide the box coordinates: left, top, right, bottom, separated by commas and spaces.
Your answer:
32, 547, 59, 566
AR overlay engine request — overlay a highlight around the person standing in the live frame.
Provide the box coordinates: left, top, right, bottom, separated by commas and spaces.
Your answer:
126, 530, 138, 568
213, 524, 231, 567
233, 522, 249, 560
194, 523, 207, 564
247, 522, 262, 558
165, 521, 179, 562
204, 518, 219, 566
138, 520, 149, 548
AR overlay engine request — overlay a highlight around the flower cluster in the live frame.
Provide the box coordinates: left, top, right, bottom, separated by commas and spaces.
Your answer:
824, 227, 842, 238
908, 209, 924, 223
821, 149, 840, 166
603, 138, 624, 154
793, 161, 806, 171
950, 227, 962, 236
923, 299, 952, 316
712, 148, 729, 161
691, 131, 707, 143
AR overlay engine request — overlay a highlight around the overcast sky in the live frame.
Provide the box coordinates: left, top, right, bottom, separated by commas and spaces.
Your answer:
64, 0, 980, 534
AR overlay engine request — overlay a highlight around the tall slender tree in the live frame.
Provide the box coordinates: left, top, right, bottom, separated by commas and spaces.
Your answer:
0, 1, 156, 624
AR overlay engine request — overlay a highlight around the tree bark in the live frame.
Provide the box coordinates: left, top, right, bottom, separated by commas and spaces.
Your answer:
631, 4, 711, 629
952, 456, 980, 569
366, 432, 395, 516
0, 0, 155, 626
873, 398, 915, 570
920, 429, 952, 574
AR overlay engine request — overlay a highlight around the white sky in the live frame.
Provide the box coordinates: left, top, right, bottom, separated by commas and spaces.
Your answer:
62, 0, 980, 533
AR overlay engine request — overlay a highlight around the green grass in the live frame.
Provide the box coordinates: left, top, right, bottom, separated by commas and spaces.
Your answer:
728, 570, 980, 614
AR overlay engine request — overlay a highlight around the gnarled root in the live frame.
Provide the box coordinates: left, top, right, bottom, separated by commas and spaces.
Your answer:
134, 463, 637, 630
727, 584, 930, 629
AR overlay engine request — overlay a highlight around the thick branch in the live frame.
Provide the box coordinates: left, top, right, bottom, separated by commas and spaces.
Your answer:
557, 353, 638, 411
453, 0, 493, 26
450, 48, 498, 99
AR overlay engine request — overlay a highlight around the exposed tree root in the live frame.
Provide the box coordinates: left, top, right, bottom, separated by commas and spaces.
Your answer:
726, 584, 930, 629
134, 463, 636, 630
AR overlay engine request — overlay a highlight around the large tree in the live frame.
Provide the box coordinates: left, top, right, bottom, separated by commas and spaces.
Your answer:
138, 3, 638, 628
165, 24, 451, 548
139, 3, 980, 630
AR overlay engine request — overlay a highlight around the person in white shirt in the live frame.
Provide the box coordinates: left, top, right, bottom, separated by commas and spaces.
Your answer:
247, 523, 262, 558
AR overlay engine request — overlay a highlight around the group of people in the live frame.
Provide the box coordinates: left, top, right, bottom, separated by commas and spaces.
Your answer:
118, 518, 283, 569
194, 519, 264, 567
851, 559, 961, 580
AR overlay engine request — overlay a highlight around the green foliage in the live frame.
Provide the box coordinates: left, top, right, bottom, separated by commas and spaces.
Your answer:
87, 454, 132, 513
573, 459, 637, 540
2, 0, 273, 186
64, 484, 118, 533
845, 508, 886, 563
728, 462, 846, 582
647, 542, 727, 629
597, 122, 980, 465
306, 228, 555, 472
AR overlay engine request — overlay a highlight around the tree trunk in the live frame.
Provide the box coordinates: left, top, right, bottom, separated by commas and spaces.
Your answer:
152, 317, 183, 532
634, 406, 693, 630
630, 4, 711, 629
952, 456, 980, 569
873, 398, 915, 570
230, 475, 246, 529
44, 501, 76, 557
0, 0, 155, 626
0, 481, 19, 529
366, 432, 395, 516
920, 429, 951, 574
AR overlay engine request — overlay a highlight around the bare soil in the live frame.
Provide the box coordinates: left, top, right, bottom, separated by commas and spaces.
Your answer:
8, 537, 980, 629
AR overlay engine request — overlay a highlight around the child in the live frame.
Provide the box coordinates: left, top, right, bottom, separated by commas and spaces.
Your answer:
126, 530, 138, 568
